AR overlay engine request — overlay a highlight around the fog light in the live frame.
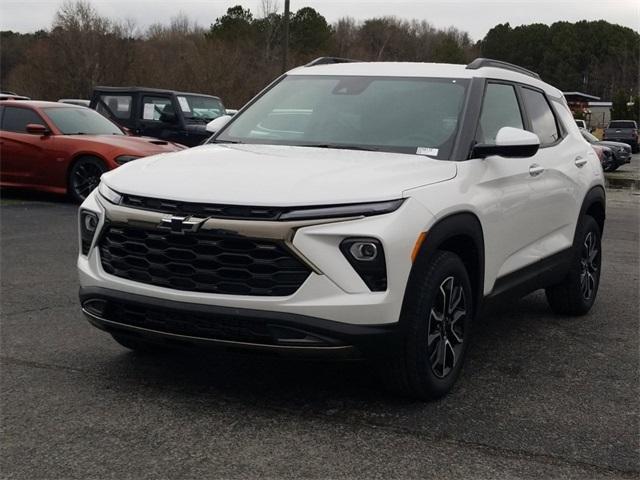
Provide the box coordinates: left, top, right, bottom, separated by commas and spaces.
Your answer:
79, 210, 99, 255
83, 213, 98, 232
349, 241, 378, 261
340, 238, 387, 291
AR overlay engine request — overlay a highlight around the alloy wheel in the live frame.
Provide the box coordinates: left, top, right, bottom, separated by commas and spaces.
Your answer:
427, 276, 467, 378
72, 162, 103, 200
580, 231, 600, 301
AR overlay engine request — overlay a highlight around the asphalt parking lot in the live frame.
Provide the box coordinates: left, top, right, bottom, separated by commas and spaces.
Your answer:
1, 168, 639, 479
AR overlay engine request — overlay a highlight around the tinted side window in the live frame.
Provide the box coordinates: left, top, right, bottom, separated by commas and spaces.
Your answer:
521, 88, 560, 145
477, 83, 523, 144
1, 107, 45, 133
141, 96, 174, 122
97, 95, 132, 120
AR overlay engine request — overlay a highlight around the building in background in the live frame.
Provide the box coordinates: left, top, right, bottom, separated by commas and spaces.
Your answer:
564, 91, 612, 129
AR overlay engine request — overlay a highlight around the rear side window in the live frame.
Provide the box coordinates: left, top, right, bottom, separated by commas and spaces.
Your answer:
608, 121, 636, 129
1, 107, 45, 133
96, 94, 132, 120
476, 83, 523, 144
521, 88, 560, 145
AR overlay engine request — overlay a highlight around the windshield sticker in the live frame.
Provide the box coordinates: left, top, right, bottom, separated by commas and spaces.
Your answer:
177, 96, 191, 112
416, 147, 439, 156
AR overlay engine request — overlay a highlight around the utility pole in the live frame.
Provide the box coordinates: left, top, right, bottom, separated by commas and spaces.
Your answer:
282, 0, 290, 73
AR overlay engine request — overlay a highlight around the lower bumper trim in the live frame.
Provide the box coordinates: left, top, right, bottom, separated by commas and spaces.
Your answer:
79, 286, 399, 358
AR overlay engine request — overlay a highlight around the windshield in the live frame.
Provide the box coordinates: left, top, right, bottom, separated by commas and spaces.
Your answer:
43, 107, 123, 135
178, 95, 225, 122
214, 75, 469, 159
581, 129, 599, 143
609, 121, 636, 129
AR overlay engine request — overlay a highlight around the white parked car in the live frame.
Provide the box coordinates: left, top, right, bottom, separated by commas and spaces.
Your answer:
78, 57, 605, 399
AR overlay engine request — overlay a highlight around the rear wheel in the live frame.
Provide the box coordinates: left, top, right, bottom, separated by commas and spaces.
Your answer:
68, 156, 106, 203
601, 154, 615, 172
546, 215, 601, 315
380, 251, 473, 400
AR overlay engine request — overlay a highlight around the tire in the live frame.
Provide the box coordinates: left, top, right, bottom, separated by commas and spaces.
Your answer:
111, 333, 166, 354
631, 143, 639, 154
68, 156, 106, 203
380, 251, 474, 400
545, 215, 602, 316
601, 155, 615, 172
607, 164, 619, 172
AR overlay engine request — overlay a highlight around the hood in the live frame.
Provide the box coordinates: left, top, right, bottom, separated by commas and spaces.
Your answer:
66, 134, 184, 154
103, 144, 457, 206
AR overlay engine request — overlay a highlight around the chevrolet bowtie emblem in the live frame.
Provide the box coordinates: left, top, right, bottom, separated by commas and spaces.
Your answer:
159, 215, 205, 234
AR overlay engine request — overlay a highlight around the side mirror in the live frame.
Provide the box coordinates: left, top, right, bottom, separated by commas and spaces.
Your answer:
206, 115, 232, 133
225, 109, 238, 117
472, 127, 540, 159
26, 123, 50, 135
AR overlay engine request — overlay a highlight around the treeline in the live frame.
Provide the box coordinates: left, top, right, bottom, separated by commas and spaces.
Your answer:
1, 1, 638, 109
481, 21, 639, 103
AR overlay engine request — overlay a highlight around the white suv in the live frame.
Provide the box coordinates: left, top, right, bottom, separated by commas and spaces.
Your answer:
78, 58, 605, 399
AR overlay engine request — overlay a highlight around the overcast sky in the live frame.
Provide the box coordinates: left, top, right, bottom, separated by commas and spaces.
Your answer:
1, 0, 638, 40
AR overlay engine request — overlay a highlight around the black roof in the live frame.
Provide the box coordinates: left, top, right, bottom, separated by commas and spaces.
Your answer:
93, 86, 221, 100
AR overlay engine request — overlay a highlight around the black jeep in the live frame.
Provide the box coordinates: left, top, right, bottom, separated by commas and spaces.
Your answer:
89, 87, 227, 147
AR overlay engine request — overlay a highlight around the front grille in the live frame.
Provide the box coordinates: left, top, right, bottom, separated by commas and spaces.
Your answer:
107, 300, 275, 343
99, 225, 311, 296
94, 299, 336, 346
122, 194, 284, 220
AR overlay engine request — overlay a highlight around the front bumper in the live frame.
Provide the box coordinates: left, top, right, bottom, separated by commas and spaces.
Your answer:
80, 286, 400, 358
612, 150, 632, 165
78, 192, 434, 327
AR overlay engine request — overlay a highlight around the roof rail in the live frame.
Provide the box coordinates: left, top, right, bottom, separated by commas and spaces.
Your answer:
466, 58, 540, 80
305, 57, 361, 67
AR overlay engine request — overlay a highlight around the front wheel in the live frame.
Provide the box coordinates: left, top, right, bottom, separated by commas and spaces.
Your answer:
68, 156, 106, 203
380, 251, 473, 400
546, 215, 602, 315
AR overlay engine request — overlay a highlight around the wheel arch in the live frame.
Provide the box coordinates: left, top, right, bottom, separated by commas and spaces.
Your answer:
66, 153, 109, 193
577, 185, 606, 238
402, 212, 485, 321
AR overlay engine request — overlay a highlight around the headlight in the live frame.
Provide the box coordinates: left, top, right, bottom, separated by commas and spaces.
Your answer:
98, 182, 122, 205
115, 155, 141, 165
79, 209, 99, 255
279, 199, 404, 221
340, 237, 387, 291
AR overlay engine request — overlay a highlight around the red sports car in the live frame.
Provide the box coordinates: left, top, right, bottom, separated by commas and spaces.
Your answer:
0, 100, 186, 202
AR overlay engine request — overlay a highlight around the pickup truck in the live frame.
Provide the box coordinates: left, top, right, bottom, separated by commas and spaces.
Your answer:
603, 120, 639, 153
90, 87, 227, 147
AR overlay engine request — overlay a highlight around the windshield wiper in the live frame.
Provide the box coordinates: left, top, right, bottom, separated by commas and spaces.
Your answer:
299, 143, 381, 152
212, 139, 242, 144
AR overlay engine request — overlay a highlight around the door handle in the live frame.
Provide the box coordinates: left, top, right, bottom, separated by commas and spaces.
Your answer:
574, 156, 588, 168
529, 164, 544, 177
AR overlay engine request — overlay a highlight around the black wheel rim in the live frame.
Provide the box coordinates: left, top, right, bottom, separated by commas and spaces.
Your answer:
580, 231, 600, 301
72, 163, 103, 200
427, 276, 467, 379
